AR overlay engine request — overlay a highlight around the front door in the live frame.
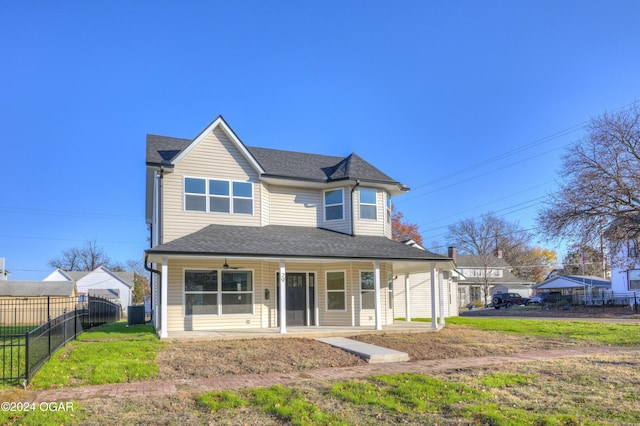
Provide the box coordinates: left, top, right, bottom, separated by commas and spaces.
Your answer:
286, 273, 306, 326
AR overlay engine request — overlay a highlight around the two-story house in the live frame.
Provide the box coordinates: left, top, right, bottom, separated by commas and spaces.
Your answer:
455, 251, 534, 306
144, 116, 454, 338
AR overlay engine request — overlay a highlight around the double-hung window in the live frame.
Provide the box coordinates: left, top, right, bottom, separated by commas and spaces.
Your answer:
629, 270, 640, 290
185, 270, 218, 315
184, 177, 253, 215
387, 272, 394, 310
185, 270, 253, 315
386, 194, 392, 224
324, 189, 344, 221
360, 271, 375, 309
359, 188, 377, 220
326, 271, 346, 310
184, 178, 207, 212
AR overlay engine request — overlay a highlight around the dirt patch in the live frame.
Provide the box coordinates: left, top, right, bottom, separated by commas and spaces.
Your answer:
156, 326, 593, 381
157, 338, 366, 380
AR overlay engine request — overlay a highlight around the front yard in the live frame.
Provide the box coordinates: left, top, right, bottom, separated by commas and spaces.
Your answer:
0, 317, 639, 424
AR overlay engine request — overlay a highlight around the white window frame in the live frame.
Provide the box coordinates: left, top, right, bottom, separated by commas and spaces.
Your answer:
324, 189, 344, 221
183, 176, 254, 215
628, 269, 640, 290
184, 177, 207, 212
359, 270, 375, 310
325, 270, 347, 311
386, 193, 392, 224
183, 268, 254, 316
359, 188, 377, 221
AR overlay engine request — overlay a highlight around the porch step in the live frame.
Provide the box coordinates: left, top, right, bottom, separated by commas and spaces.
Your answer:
315, 337, 409, 363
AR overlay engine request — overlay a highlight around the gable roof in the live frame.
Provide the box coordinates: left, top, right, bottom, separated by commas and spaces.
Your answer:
146, 117, 408, 193
146, 224, 449, 263
0, 281, 75, 297
52, 266, 134, 289
455, 255, 511, 269
535, 274, 611, 290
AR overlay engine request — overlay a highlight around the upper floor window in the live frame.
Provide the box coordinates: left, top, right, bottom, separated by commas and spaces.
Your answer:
359, 188, 377, 220
184, 177, 253, 215
324, 189, 344, 221
386, 194, 392, 224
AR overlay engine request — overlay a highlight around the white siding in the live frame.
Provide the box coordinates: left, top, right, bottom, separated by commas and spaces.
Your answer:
76, 269, 131, 311
393, 272, 459, 319
162, 128, 262, 243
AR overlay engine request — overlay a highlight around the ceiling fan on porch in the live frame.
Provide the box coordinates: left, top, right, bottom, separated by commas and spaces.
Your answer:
223, 259, 240, 270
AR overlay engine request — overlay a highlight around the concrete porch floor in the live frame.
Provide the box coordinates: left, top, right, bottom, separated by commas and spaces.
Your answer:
161, 320, 444, 340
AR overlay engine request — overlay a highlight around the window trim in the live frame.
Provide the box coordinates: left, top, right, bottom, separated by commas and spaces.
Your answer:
324, 188, 344, 221
183, 176, 254, 215
359, 270, 375, 310
386, 193, 392, 224
183, 268, 255, 317
359, 188, 378, 221
387, 271, 394, 310
628, 269, 640, 290
325, 270, 347, 311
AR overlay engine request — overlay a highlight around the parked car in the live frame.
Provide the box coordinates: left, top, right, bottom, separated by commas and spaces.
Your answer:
529, 292, 571, 305
492, 293, 530, 309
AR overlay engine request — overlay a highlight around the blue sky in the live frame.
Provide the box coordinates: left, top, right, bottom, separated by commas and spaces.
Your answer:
2, 1, 640, 280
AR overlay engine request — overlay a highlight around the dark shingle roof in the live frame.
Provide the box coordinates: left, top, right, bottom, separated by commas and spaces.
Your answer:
146, 134, 405, 187
147, 225, 448, 262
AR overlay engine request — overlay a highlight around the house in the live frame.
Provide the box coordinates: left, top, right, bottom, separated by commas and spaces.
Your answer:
44, 266, 134, 311
532, 274, 611, 304
0, 281, 77, 324
392, 243, 459, 320
455, 251, 534, 306
144, 116, 454, 338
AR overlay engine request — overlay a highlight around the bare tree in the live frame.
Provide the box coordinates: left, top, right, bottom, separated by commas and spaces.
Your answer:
538, 104, 640, 267
447, 212, 533, 305
48, 239, 111, 271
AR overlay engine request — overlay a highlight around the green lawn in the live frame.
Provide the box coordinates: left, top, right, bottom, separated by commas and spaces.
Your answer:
28, 321, 163, 389
446, 316, 640, 346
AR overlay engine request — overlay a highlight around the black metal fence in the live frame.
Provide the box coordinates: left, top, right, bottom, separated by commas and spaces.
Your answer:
0, 295, 121, 386
537, 291, 639, 312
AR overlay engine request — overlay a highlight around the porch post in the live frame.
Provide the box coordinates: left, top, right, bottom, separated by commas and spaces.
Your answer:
404, 275, 411, 322
279, 261, 287, 334
430, 267, 437, 329
374, 261, 382, 330
438, 271, 446, 326
160, 257, 168, 338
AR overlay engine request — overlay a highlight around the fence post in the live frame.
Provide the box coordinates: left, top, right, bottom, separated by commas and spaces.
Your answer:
24, 330, 30, 388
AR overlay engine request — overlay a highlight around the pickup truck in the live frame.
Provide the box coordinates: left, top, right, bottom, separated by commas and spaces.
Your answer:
492, 293, 530, 309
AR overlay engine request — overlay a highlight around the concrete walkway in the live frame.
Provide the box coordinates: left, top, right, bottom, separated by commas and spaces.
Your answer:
11, 346, 639, 403
316, 337, 410, 363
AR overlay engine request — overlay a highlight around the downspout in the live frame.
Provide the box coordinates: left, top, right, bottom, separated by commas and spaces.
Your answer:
350, 180, 360, 236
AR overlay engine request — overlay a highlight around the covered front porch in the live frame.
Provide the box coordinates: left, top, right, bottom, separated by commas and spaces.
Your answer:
161, 320, 443, 340
144, 224, 454, 338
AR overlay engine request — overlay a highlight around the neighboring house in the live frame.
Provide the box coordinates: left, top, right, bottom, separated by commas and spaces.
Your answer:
611, 238, 640, 294
144, 116, 454, 338
44, 266, 133, 312
455, 252, 534, 306
393, 243, 459, 320
0, 281, 76, 324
